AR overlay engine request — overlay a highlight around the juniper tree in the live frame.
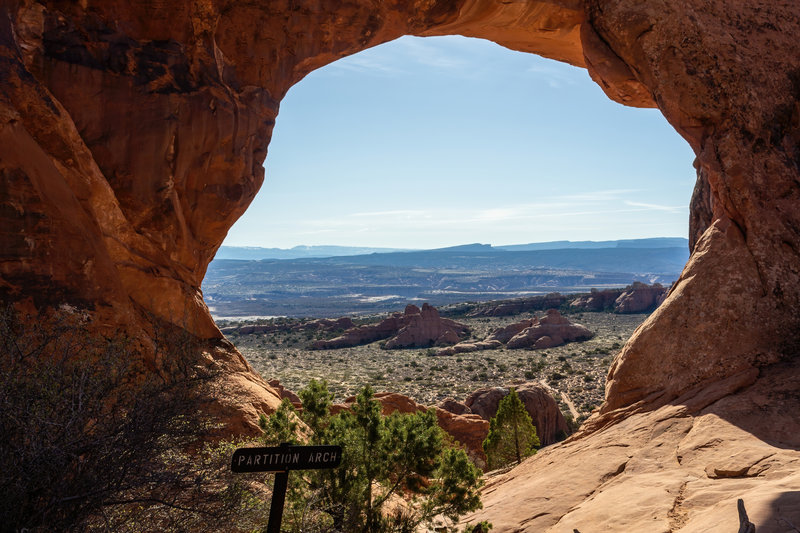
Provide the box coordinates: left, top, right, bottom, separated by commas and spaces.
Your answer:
482, 388, 540, 470
0, 305, 268, 532
261, 380, 484, 532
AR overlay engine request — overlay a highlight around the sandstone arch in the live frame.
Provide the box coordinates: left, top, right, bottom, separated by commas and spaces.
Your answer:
2, 1, 800, 528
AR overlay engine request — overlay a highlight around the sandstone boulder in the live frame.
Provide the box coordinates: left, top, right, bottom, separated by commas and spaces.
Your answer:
505, 310, 593, 349
384, 304, 467, 349
613, 282, 668, 313
464, 384, 569, 446
267, 379, 301, 407
435, 339, 503, 356
438, 398, 472, 416
464, 387, 508, 420
569, 283, 669, 314
313, 303, 468, 350
487, 318, 538, 344
570, 288, 620, 311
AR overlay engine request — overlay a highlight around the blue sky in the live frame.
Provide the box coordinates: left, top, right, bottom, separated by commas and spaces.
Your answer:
224, 35, 696, 249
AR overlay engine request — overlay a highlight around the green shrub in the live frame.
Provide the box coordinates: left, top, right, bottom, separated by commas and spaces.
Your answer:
482, 389, 540, 470
0, 306, 266, 532
261, 381, 484, 532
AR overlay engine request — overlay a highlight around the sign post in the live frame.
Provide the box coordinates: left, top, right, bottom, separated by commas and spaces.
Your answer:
231, 443, 342, 533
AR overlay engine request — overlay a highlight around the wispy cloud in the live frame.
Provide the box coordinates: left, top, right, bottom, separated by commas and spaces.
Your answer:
328, 54, 405, 76
624, 200, 685, 213
394, 37, 471, 71
325, 36, 480, 79
291, 190, 683, 235
348, 209, 422, 218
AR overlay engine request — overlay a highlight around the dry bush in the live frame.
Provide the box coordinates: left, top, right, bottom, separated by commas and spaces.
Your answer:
0, 305, 269, 532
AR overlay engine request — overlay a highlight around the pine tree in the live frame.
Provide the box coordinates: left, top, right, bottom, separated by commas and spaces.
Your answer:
482, 388, 540, 470
261, 380, 485, 532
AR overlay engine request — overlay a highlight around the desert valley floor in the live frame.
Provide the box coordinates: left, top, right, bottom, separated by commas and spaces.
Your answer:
224, 310, 648, 423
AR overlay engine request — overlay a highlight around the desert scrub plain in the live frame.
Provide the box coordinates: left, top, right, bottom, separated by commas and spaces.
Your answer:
225, 310, 648, 423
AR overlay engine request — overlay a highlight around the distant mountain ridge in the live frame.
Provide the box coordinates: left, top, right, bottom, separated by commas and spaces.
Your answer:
215, 244, 413, 260
204, 238, 690, 318
217, 238, 688, 260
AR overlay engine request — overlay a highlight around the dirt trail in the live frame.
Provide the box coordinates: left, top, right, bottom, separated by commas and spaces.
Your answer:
539, 379, 580, 419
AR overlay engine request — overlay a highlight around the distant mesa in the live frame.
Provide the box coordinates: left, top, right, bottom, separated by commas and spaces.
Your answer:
436, 309, 593, 356
461, 282, 669, 318
311, 303, 469, 350
464, 292, 568, 317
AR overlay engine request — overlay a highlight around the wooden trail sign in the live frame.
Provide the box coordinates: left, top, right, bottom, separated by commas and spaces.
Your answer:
231, 444, 342, 473
231, 443, 343, 533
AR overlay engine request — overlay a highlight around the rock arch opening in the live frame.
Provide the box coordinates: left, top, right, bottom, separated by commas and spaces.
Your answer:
208, 35, 697, 422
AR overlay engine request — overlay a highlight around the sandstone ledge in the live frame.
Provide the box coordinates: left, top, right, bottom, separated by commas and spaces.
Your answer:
463, 358, 800, 532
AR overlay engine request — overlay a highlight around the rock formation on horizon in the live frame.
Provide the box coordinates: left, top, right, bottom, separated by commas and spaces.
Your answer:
2, 0, 800, 529
464, 292, 569, 317
312, 303, 468, 350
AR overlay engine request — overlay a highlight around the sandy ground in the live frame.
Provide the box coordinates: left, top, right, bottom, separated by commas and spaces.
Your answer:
229, 311, 648, 422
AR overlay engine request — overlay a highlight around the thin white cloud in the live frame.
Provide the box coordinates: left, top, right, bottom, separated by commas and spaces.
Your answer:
348, 209, 422, 218
328, 54, 405, 76
394, 37, 471, 71
292, 191, 683, 233
325, 36, 479, 79
624, 200, 685, 213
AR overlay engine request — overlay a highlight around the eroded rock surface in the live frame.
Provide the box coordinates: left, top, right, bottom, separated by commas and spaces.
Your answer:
464, 360, 800, 532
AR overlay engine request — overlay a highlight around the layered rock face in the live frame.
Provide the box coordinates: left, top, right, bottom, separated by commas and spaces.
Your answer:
2, 0, 800, 529
465, 292, 568, 317
465, 360, 800, 531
